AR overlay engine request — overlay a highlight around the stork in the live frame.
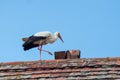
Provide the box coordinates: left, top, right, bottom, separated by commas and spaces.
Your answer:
22, 31, 64, 60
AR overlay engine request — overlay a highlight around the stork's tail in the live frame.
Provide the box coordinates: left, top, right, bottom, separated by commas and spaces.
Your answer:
22, 41, 38, 51
22, 38, 38, 51
22, 37, 28, 42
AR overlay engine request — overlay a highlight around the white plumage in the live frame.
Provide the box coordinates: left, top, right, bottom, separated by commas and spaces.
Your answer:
34, 31, 51, 37
34, 31, 60, 44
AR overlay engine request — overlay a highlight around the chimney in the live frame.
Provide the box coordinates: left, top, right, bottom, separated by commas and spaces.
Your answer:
55, 50, 81, 59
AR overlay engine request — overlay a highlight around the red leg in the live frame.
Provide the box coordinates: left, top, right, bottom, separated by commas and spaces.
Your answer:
38, 45, 53, 60
41, 49, 53, 55
38, 45, 42, 60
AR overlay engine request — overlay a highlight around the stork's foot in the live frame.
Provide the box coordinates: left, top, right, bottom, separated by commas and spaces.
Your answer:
48, 51, 53, 55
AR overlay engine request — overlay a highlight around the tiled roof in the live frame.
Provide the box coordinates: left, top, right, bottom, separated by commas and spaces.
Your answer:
0, 57, 120, 80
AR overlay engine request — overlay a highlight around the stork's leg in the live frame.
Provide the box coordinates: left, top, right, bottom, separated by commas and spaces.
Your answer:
38, 46, 53, 55
40, 49, 53, 55
38, 45, 42, 60
38, 45, 53, 60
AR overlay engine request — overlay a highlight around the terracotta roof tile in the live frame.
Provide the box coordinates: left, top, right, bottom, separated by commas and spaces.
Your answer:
0, 57, 120, 79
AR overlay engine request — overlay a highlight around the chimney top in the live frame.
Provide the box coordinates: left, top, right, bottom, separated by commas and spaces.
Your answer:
55, 50, 81, 59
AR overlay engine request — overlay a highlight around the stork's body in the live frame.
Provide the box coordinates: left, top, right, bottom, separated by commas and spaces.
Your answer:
22, 31, 64, 60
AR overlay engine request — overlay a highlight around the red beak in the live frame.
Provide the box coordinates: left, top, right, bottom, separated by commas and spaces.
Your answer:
58, 33, 64, 43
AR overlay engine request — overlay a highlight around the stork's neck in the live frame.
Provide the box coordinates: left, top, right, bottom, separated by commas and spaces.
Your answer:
54, 33, 58, 40
46, 33, 58, 44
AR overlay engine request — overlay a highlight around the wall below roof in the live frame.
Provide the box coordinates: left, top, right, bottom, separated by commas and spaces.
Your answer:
0, 57, 120, 79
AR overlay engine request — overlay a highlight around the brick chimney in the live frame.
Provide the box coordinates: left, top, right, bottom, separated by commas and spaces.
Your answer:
55, 50, 81, 59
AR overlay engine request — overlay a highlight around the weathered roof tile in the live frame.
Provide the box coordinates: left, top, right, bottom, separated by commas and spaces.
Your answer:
0, 57, 120, 79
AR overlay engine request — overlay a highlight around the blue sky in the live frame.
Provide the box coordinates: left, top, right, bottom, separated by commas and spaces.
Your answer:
0, 0, 120, 62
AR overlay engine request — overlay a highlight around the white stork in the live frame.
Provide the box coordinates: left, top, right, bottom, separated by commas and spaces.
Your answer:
22, 31, 64, 60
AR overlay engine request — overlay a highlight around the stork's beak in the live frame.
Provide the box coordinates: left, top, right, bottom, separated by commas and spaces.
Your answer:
58, 33, 64, 43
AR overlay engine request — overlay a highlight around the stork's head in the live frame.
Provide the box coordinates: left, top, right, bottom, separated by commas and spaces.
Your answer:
55, 32, 64, 43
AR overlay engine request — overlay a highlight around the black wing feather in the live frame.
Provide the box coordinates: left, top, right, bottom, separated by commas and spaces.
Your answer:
22, 35, 46, 51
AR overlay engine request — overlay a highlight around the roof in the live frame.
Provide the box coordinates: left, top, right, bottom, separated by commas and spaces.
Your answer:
0, 57, 120, 80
